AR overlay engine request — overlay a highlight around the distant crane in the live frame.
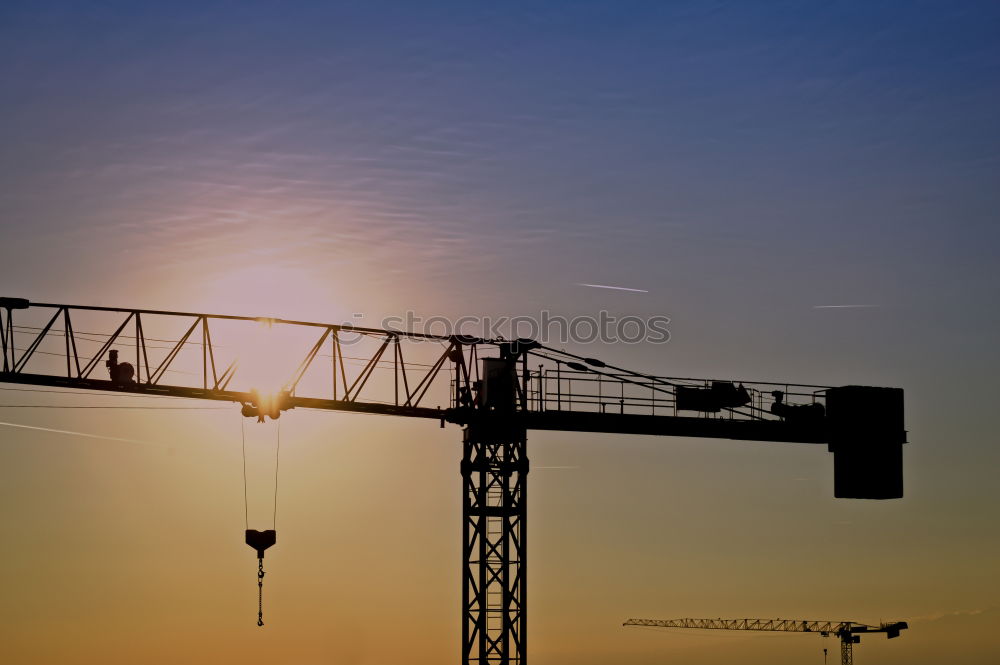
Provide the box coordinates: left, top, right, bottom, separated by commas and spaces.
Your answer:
0, 297, 907, 665
623, 617, 908, 665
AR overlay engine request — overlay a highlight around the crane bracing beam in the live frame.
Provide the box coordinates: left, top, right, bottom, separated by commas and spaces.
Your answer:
623, 617, 908, 665
0, 297, 907, 665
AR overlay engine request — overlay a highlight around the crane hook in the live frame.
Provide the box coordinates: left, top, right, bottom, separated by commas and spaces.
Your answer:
257, 557, 266, 626
246, 529, 276, 627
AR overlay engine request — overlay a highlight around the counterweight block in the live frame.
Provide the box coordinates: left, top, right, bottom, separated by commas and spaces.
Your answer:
827, 386, 905, 499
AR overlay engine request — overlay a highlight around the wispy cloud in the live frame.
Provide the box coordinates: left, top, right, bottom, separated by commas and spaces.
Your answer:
908, 607, 996, 622
578, 283, 649, 293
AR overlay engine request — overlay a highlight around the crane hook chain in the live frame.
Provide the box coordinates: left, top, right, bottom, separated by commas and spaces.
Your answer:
245, 529, 275, 627
257, 556, 265, 627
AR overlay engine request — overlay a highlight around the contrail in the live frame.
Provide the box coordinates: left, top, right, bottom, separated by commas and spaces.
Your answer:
578, 283, 649, 293
0, 420, 159, 446
534, 465, 580, 470
812, 305, 879, 309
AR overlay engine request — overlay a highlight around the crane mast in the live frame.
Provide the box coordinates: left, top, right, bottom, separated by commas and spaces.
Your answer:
0, 297, 907, 665
623, 617, 908, 665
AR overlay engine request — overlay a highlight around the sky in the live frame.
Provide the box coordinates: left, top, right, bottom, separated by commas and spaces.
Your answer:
1, 1, 999, 663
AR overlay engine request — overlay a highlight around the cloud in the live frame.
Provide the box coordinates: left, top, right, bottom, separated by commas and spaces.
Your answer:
909, 607, 996, 623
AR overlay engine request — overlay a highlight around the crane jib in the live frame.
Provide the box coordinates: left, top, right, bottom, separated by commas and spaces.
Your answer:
0, 297, 906, 498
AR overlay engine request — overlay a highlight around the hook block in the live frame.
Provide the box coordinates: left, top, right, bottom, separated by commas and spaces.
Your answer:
245, 529, 276, 558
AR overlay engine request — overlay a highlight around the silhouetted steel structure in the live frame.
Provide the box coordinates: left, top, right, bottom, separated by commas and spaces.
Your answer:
624, 617, 908, 665
0, 297, 906, 665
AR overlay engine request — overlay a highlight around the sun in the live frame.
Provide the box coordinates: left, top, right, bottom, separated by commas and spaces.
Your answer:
229, 319, 290, 396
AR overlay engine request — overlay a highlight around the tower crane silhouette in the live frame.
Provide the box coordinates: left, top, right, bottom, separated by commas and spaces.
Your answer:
0, 297, 906, 665
623, 617, 909, 665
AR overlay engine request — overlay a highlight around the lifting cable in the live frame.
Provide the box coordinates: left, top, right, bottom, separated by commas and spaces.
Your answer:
241, 416, 280, 627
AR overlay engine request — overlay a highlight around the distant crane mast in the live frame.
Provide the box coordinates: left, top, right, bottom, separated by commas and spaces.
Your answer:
0, 297, 907, 665
623, 617, 908, 665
